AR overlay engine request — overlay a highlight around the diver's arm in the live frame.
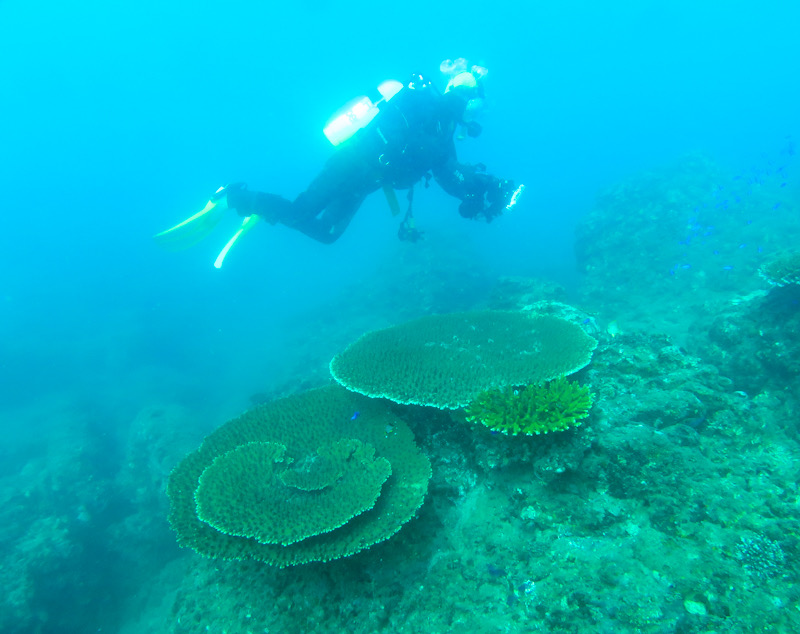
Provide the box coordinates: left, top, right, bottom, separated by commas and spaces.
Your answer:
433, 156, 516, 221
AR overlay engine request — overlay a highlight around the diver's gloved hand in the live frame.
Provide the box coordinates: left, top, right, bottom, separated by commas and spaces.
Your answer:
485, 179, 515, 217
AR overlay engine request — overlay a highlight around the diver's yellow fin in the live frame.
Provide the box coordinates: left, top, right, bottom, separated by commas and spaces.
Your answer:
154, 191, 228, 251
213, 215, 260, 269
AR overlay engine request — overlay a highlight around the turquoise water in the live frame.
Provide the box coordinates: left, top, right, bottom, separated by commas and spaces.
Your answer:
1, 1, 798, 632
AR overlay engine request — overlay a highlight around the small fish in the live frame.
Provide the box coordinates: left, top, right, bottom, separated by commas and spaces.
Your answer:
687, 416, 706, 428
350, 411, 360, 420
606, 320, 620, 337
722, 265, 733, 271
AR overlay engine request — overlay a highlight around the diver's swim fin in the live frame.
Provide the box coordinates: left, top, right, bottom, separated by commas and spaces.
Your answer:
153, 186, 229, 250
213, 215, 261, 269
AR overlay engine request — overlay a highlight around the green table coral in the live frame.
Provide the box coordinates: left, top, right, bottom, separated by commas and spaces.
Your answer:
465, 376, 593, 435
167, 385, 431, 567
330, 311, 597, 409
194, 439, 391, 546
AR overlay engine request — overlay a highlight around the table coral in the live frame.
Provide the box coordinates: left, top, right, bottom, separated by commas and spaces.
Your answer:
330, 311, 597, 409
167, 385, 430, 567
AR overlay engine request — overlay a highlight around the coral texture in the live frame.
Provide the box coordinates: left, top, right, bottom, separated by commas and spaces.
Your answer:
194, 439, 391, 546
758, 250, 800, 287
330, 311, 597, 409
465, 376, 593, 435
167, 385, 431, 567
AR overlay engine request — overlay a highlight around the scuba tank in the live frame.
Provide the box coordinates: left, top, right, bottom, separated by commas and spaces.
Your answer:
323, 80, 404, 146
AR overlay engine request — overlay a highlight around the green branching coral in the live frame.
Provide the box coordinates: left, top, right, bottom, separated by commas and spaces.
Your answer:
167, 385, 431, 567
330, 310, 597, 409
465, 376, 593, 435
759, 251, 800, 287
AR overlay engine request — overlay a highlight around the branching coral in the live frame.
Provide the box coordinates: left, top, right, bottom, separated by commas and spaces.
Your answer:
465, 376, 593, 435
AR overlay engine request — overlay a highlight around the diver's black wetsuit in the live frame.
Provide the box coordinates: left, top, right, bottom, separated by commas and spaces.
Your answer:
227, 75, 515, 244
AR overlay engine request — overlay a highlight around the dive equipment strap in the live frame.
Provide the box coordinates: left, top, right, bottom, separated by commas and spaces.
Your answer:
397, 186, 424, 242
382, 185, 402, 216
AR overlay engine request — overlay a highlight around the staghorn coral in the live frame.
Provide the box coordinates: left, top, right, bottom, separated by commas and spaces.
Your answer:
330, 311, 597, 409
758, 250, 800, 287
167, 385, 430, 567
465, 376, 593, 435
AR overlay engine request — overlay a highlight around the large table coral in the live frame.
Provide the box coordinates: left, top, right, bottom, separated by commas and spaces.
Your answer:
167, 385, 431, 567
330, 311, 597, 409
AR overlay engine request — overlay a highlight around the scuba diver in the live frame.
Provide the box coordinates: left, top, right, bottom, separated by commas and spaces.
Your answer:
155, 59, 524, 268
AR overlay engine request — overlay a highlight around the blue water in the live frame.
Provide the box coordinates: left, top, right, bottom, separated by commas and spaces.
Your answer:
2, 0, 797, 411
1, 1, 799, 632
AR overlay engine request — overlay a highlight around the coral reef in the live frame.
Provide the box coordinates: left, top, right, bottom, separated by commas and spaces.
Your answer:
167, 385, 431, 567
465, 376, 593, 435
330, 311, 597, 409
759, 249, 800, 287
575, 153, 796, 342
688, 280, 800, 395
161, 330, 800, 634
7, 149, 799, 634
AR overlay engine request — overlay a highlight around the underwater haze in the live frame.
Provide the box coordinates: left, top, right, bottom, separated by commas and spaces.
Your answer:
1, 1, 799, 632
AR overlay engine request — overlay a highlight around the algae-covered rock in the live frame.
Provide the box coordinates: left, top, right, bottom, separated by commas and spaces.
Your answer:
167, 385, 431, 567
759, 250, 800, 287
330, 311, 597, 409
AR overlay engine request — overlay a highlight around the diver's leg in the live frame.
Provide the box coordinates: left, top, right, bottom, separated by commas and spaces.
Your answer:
276, 147, 377, 243
283, 191, 367, 244
224, 142, 377, 243
225, 181, 370, 244
224, 180, 369, 244
225, 185, 293, 224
